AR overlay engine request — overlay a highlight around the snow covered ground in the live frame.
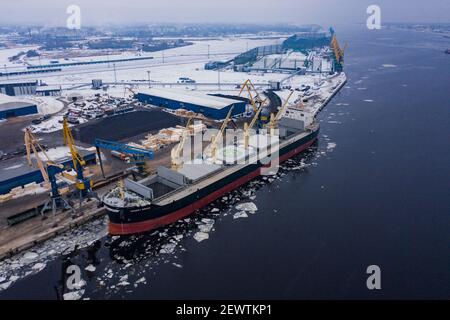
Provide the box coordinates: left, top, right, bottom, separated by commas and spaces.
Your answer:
0, 45, 40, 68
2, 37, 344, 115
26, 96, 64, 114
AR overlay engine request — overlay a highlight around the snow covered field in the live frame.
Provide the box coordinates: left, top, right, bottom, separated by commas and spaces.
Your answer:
1, 37, 282, 86
1, 37, 345, 117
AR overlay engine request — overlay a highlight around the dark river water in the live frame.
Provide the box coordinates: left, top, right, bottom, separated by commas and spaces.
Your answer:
1, 24, 449, 299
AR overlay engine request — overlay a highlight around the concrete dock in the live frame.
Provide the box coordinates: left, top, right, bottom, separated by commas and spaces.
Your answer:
0, 202, 106, 260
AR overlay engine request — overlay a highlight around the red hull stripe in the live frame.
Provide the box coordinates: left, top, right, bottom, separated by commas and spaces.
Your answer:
109, 137, 317, 235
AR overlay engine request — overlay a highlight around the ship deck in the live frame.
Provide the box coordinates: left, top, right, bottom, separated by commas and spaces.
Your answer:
154, 123, 318, 206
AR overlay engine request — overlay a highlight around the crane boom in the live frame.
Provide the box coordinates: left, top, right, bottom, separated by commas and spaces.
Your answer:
62, 117, 95, 202
171, 117, 193, 170
63, 118, 85, 170
238, 79, 265, 113
209, 107, 234, 162
24, 128, 73, 216
24, 128, 50, 184
212, 107, 233, 147
243, 103, 264, 149
248, 105, 263, 130
269, 91, 293, 136
274, 91, 293, 121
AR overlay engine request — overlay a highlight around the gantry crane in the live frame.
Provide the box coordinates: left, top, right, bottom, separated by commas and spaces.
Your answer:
268, 91, 294, 136
171, 118, 193, 170
208, 107, 234, 163
95, 138, 154, 177
24, 128, 74, 216
62, 117, 97, 204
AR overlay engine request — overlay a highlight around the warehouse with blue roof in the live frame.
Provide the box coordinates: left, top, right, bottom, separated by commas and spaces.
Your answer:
0, 94, 38, 119
136, 88, 246, 119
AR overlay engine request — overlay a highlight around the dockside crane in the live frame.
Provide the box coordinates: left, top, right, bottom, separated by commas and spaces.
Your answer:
24, 128, 74, 216
171, 118, 192, 170
268, 91, 294, 136
238, 79, 267, 113
62, 117, 97, 204
95, 139, 154, 176
329, 28, 348, 72
243, 105, 263, 150
208, 107, 234, 163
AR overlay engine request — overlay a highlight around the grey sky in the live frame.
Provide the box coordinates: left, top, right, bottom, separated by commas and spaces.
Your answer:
1, 0, 449, 26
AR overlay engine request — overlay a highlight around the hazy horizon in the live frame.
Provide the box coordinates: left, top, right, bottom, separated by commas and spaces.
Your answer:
0, 0, 448, 27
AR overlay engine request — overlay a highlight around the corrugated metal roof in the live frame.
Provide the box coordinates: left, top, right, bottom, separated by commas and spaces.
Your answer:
138, 88, 244, 110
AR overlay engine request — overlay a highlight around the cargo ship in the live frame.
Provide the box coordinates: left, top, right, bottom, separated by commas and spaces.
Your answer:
102, 106, 318, 235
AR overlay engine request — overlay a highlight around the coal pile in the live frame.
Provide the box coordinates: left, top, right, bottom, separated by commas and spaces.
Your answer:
75, 110, 181, 144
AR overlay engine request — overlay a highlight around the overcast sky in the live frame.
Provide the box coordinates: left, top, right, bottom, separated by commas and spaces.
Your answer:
1, 0, 449, 26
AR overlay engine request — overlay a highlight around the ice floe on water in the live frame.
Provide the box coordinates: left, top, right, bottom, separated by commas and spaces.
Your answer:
192, 218, 215, 243
63, 289, 85, 300
382, 64, 397, 68
193, 232, 209, 242
326, 142, 337, 151
363, 99, 374, 102
233, 211, 249, 219
235, 202, 258, 214
85, 265, 96, 272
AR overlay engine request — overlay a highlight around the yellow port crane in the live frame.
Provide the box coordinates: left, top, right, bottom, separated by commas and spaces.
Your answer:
330, 33, 348, 71
243, 104, 263, 149
62, 117, 96, 204
268, 91, 294, 136
209, 107, 234, 162
24, 128, 50, 185
24, 128, 74, 216
171, 117, 193, 170
238, 79, 267, 113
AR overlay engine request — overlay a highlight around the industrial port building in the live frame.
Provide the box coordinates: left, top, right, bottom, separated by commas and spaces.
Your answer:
136, 88, 246, 119
0, 94, 37, 119
0, 80, 38, 96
